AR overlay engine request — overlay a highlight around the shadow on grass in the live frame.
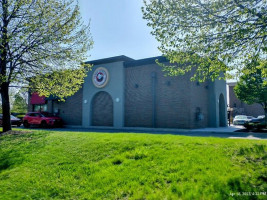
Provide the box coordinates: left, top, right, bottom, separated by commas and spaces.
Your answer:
0, 154, 11, 171
0, 131, 49, 173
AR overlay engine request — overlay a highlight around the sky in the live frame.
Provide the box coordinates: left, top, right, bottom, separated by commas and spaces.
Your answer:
78, 0, 161, 61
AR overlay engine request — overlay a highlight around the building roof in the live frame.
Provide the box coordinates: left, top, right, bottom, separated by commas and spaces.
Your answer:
85, 55, 135, 65
85, 55, 169, 68
124, 56, 168, 67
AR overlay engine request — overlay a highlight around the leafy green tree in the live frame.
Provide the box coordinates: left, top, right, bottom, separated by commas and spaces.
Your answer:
156, 52, 227, 82
142, 0, 267, 79
11, 92, 27, 113
0, 0, 93, 132
234, 59, 267, 125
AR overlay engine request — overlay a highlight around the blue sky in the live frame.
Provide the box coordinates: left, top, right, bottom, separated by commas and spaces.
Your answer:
78, 0, 161, 61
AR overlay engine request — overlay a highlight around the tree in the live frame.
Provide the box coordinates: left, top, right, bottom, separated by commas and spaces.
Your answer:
0, 0, 93, 132
11, 91, 27, 113
142, 0, 267, 79
234, 59, 267, 125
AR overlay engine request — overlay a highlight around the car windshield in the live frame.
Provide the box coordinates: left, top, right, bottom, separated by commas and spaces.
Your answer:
234, 115, 247, 119
41, 112, 54, 117
11, 115, 18, 120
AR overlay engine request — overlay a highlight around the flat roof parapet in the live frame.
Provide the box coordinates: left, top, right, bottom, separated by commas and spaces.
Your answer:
124, 56, 168, 68
85, 55, 134, 65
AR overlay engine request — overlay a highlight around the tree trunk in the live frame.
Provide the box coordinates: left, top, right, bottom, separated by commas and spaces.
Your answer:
264, 107, 267, 128
0, 0, 11, 132
1, 82, 11, 132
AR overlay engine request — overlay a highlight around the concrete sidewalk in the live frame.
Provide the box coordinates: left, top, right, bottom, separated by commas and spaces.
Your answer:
18, 124, 266, 140
53, 125, 266, 140
193, 125, 245, 133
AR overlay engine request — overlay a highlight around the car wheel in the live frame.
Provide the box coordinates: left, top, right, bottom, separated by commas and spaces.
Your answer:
256, 125, 263, 131
245, 125, 252, 130
23, 121, 30, 128
41, 121, 47, 128
17, 123, 21, 127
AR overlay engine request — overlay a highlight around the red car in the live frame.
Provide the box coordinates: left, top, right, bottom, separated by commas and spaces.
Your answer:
23, 112, 63, 128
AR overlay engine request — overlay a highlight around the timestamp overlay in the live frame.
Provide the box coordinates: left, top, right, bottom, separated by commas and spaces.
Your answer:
230, 191, 266, 197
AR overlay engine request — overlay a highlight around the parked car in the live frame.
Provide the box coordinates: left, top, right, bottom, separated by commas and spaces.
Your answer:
0, 114, 22, 127
233, 115, 254, 125
23, 112, 63, 128
257, 115, 265, 119
244, 116, 266, 130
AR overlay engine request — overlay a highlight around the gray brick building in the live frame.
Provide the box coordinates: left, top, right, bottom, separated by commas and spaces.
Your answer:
28, 56, 227, 129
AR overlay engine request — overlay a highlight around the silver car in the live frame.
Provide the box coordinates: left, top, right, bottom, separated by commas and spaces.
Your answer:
233, 115, 254, 125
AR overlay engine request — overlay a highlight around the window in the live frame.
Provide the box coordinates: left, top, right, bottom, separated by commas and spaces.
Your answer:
33, 104, 47, 112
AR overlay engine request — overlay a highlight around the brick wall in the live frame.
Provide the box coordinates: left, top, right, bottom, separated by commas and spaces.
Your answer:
91, 91, 113, 126
124, 65, 154, 127
229, 85, 264, 117
189, 82, 209, 128
155, 66, 191, 128
125, 64, 209, 129
53, 88, 83, 125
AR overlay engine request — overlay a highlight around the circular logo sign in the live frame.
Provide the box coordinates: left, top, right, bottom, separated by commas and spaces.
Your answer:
92, 67, 109, 88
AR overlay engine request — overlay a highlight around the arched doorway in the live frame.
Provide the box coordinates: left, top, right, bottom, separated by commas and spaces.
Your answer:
91, 91, 113, 126
219, 93, 226, 127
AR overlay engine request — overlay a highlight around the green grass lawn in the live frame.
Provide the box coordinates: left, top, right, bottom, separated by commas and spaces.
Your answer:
0, 130, 266, 200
